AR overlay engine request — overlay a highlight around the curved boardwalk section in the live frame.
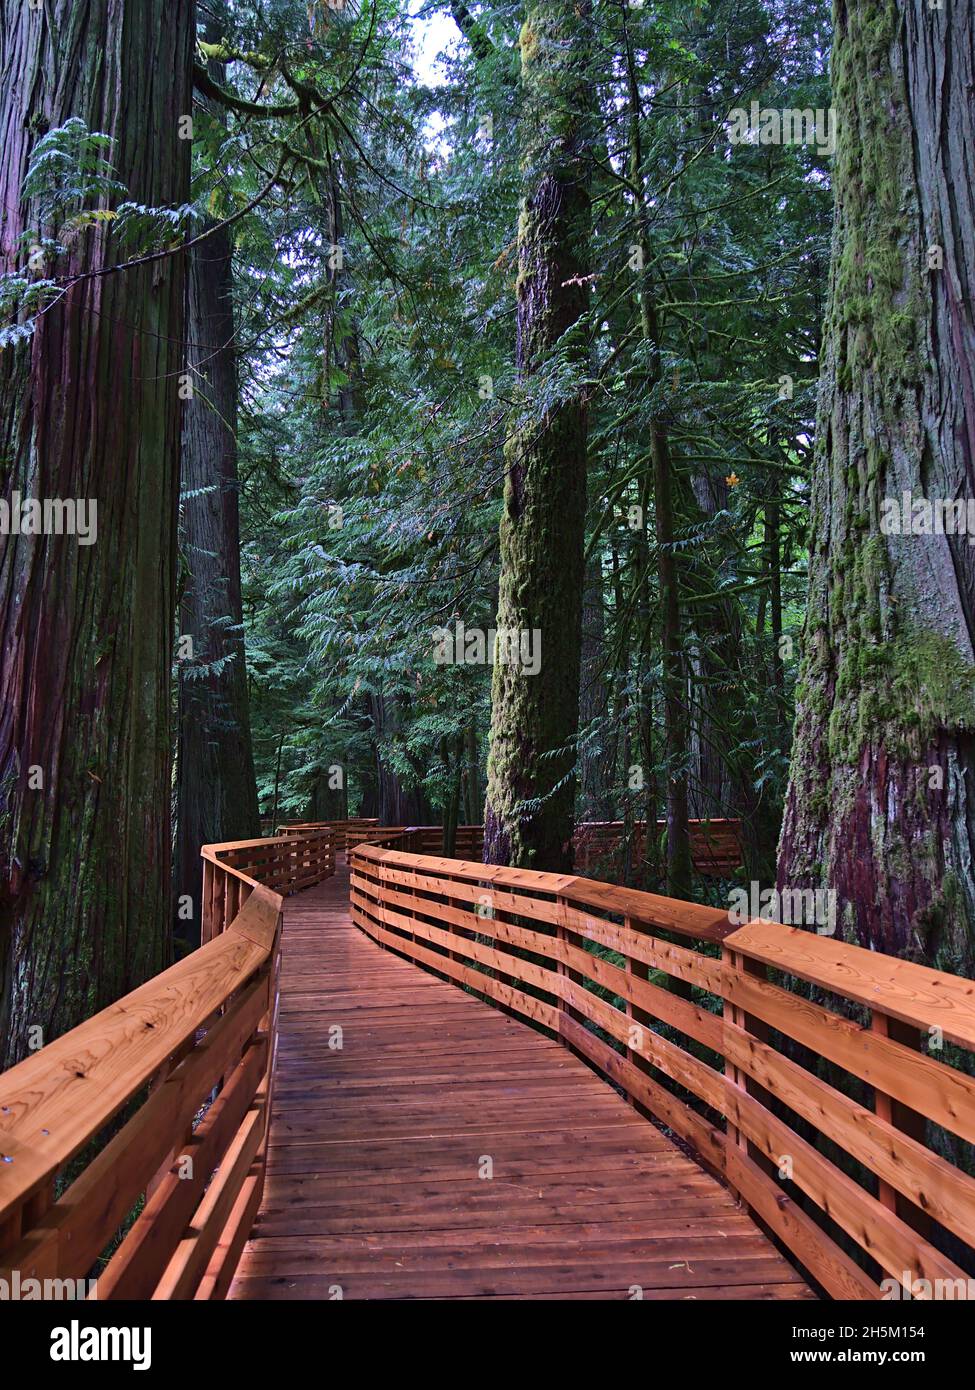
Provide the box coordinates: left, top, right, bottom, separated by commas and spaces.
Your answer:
230, 871, 811, 1301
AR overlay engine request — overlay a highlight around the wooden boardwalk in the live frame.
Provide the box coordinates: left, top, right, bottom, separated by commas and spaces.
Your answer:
230, 870, 812, 1301
3, 833, 972, 1301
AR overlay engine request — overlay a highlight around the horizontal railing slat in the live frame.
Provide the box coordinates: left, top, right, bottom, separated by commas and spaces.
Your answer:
153, 1077, 268, 1300
94, 1039, 269, 1300
717, 965, 975, 1146
353, 845, 733, 943
721, 1144, 880, 1300
727, 919, 975, 1051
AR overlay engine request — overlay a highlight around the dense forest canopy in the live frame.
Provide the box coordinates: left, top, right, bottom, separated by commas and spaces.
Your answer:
1, 0, 974, 1065
230, 0, 830, 859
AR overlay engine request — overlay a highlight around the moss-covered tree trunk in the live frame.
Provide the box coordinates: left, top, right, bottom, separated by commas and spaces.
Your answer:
0, 0, 193, 1063
778, 0, 975, 969
482, 1, 592, 871
688, 473, 733, 822
174, 224, 260, 940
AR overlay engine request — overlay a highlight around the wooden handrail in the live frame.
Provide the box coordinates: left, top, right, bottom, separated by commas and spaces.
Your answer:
12, 816, 967, 1303
349, 842, 975, 1300
201, 828, 334, 942
0, 828, 335, 1300
573, 818, 743, 876
339, 823, 486, 860
294, 817, 744, 876
276, 819, 378, 852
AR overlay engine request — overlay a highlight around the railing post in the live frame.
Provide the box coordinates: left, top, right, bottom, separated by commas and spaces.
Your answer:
624, 915, 652, 1113
201, 858, 214, 944
554, 891, 571, 1043
226, 875, 240, 929
722, 944, 745, 1155
721, 944, 774, 1189
209, 861, 220, 941
288, 836, 299, 894
870, 1010, 931, 1239
211, 866, 226, 940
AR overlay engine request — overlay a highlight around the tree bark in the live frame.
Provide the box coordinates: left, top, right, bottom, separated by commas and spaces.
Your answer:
483, 1, 592, 871
442, 732, 463, 855
463, 721, 480, 825
687, 472, 732, 821
623, 26, 692, 898
0, 0, 193, 1063
778, 1, 975, 968
174, 223, 260, 939
308, 758, 347, 820
368, 691, 431, 824
578, 551, 614, 819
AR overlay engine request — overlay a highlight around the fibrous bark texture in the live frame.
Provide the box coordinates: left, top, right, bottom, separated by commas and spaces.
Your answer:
778, 1, 975, 968
0, 0, 194, 1062
174, 225, 260, 937
483, 1, 593, 871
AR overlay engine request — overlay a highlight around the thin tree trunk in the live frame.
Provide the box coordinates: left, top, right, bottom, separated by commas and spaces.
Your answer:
687, 471, 732, 821
270, 733, 285, 831
483, 0, 593, 871
612, 543, 636, 884
369, 691, 431, 824
443, 733, 463, 856
0, 0, 193, 1064
578, 551, 613, 819
464, 722, 480, 825
684, 469, 778, 882
174, 223, 260, 938
624, 27, 692, 898
778, 1, 975, 968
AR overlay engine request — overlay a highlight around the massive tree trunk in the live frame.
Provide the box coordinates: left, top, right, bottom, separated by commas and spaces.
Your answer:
0, 0, 193, 1063
483, 0, 592, 871
778, 1, 975, 969
174, 223, 260, 938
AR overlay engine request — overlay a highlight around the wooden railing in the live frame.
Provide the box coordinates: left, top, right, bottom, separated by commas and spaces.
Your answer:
0, 829, 334, 1300
288, 817, 743, 876
344, 823, 486, 859
276, 818, 378, 854
573, 818, 743, 877
279, 820, 484, 860
202, 829, 334, 940
349, 842, 975, 1300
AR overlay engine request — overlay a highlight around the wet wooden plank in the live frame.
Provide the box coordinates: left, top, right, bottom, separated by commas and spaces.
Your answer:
230, 870, 812, 1302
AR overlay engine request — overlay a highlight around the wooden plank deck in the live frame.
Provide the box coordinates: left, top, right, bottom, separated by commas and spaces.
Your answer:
230, 870, 814, 1301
